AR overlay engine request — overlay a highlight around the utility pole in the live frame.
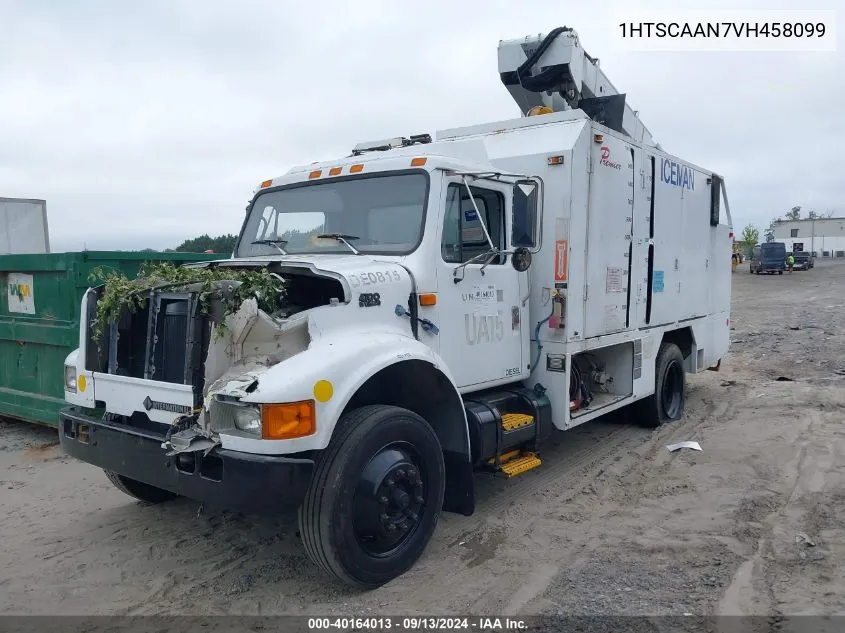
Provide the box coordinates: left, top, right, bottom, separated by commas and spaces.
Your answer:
811, 218, 815, 256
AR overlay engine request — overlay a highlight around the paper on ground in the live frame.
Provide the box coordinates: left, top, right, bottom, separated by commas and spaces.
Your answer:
666, 440, 702, 452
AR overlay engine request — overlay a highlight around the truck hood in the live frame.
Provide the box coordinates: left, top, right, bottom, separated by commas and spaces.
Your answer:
196, 254, 417, 301
210, 252, 405, 275
198, 254, 420, 418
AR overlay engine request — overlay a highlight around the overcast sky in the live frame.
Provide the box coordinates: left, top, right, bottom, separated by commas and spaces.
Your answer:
1, 0, 841, 252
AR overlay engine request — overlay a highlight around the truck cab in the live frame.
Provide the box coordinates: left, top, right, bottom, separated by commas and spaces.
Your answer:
60, 149, 547, 587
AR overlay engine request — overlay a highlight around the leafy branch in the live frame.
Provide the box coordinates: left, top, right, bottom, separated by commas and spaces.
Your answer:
87, 262, 286, 342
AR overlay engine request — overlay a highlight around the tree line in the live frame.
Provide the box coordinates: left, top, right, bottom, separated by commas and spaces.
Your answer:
167, 234, 238, 254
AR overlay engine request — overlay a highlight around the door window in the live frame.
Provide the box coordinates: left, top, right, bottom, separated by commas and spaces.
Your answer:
441, 184, 506, 264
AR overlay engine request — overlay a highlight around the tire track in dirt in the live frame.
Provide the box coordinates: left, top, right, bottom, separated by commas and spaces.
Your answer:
719, 407, 831, 616
439, 421, 648, 541
589, 382, 736, 510
433, 381, 731, 614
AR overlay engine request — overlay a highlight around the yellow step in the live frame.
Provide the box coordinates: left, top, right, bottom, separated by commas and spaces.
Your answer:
499, 452, 542, 478
501, 412, 534, 432
488, 449, 521, 466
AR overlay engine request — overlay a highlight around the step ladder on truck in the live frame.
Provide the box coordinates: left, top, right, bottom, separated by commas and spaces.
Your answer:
59, 26, 733, 588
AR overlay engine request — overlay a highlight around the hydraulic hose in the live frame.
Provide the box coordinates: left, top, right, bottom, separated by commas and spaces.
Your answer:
516, 26, 573, 93
529, 304, 555, 373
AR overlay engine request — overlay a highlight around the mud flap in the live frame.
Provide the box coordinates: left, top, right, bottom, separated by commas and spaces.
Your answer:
443, 451, 475, 516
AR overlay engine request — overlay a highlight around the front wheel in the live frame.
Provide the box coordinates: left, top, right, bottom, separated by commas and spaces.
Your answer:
299, 405, 445, 588
635, 342, 685, 428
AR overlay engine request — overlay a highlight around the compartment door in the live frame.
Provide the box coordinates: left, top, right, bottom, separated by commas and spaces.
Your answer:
584, 136, 635, 338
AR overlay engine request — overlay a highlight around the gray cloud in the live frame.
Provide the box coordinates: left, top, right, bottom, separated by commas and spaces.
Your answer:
1, 0, 842, 251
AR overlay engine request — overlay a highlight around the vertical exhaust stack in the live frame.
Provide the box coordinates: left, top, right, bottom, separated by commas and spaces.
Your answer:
497, 28, 658, 148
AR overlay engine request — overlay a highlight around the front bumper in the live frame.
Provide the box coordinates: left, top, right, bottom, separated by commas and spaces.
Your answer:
59, 407, 314, 514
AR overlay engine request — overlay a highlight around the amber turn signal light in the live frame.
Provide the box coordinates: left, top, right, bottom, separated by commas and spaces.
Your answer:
262, 401, 316, 440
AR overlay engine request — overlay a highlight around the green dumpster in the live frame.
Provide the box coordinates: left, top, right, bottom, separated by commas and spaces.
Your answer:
0, 250, 228, 426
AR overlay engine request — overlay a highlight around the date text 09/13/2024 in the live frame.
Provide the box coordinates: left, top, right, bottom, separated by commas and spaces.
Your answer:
307, 617, 528, 631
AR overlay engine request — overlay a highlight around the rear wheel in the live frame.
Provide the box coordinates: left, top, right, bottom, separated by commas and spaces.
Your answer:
635, 342, 685, 428
103, 470, 178, 503
299, 405, 445, 588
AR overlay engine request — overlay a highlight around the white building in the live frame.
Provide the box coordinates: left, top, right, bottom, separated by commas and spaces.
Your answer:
771, 217, 845, 258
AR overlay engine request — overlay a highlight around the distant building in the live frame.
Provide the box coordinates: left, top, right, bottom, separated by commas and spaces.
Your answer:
770, 218, 845, 258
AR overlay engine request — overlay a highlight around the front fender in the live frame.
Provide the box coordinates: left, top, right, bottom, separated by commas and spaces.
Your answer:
219, 332, 467, 455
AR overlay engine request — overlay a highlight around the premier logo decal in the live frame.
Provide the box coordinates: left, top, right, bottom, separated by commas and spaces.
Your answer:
143, 396, 191, 414
599, 146, 622, 170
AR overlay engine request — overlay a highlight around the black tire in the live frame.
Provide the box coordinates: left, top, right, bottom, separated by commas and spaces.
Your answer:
103, 470, 178, 503
635, 342, 685, 429
779, 271, 783, 275
298, 405, 445, 589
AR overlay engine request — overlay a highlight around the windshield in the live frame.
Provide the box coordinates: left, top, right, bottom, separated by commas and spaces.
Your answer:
761, 244, 785, 255
236, 172, 428, 257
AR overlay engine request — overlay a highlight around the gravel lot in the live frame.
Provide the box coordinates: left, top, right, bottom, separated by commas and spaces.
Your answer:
2, 259, 845, 618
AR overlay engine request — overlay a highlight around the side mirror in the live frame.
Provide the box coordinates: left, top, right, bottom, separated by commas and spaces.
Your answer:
511, 247, 532, 272
512, 179, 539, 250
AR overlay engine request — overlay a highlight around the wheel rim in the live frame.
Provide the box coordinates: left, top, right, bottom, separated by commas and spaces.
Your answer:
661, 360, 684, 418
352, 443, 426, 557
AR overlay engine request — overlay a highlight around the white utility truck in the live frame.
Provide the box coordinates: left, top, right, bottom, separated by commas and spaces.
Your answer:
60, 27, 732, 588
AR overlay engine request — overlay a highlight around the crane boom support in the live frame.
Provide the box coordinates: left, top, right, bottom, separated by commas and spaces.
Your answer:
498, 27, 657, 148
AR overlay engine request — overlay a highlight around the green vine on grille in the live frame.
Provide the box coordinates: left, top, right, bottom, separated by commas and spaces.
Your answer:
87, 262, 286, 343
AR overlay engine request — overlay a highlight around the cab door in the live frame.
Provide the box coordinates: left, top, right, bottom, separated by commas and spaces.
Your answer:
435, 180, 526, 389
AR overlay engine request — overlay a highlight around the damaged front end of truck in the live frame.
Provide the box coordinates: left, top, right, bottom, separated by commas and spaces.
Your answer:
59, 257, 414, 513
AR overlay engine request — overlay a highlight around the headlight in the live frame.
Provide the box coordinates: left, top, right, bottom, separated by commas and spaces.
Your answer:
232, 405, 261, 433
64, 365, 77, 393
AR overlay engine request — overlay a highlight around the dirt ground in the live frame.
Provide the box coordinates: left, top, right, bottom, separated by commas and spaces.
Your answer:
2, 259, 845, 618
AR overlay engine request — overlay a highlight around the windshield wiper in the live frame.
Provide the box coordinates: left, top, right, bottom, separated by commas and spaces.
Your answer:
251, 238, 288, 254
316, 233, 360, 255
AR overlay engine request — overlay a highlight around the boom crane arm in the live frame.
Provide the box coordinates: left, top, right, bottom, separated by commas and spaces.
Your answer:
497, 27, 658, 148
